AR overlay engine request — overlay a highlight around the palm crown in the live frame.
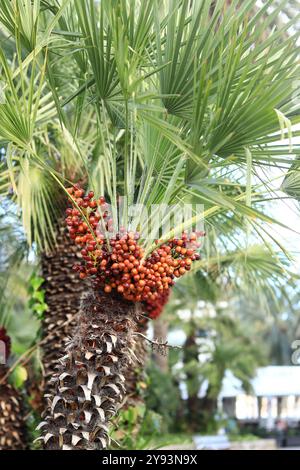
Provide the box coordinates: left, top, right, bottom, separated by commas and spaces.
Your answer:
0, 0, 299, 253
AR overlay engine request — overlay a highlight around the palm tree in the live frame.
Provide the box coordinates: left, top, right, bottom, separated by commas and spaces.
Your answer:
234, 279, 300, 365
0, 54, 97, 393
0, 0, 299, 450
0, 313, 25, 450
171, 244, 292, 431
196, 316, 262, 432
0, 206, 32, 450
0, 328, 28, 450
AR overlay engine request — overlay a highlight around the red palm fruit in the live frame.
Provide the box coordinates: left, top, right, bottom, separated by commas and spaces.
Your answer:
65, 183, 204, 304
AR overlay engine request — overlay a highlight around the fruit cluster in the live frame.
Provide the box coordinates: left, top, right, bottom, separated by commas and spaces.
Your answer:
144, 290, 170, 319
0, 326, 11, 361
65, 184, 203, 316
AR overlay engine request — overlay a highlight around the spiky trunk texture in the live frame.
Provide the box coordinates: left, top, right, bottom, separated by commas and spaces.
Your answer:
0, 366, 27, 450
41, 223, 87, 393
38, 290, 139, 450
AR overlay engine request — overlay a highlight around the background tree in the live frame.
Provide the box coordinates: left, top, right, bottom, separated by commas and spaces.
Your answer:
166, 245, 292, 432
0, 206, 35, 450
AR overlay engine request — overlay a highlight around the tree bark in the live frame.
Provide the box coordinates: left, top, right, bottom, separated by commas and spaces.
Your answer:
0, 366, 27, 450
184, 327, 201, 431
38, 290, 140, 450
41, 223, 88, 394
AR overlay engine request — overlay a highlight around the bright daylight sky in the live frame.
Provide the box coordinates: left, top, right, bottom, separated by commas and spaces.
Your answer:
265, 127, 300, 273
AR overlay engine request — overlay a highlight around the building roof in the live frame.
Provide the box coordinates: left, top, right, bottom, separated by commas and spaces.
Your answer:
221, 366, 300, 398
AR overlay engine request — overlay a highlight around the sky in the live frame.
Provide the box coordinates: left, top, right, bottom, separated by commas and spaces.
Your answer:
266, 128, 300, 272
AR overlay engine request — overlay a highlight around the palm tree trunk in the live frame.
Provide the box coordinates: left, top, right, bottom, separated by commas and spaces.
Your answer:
38, 290, 139, 450
0, 366, 27, 450
184, 326, 201, 431
152, 317, 169, 373
41, 222, 88, 394
199, 387, 218, 432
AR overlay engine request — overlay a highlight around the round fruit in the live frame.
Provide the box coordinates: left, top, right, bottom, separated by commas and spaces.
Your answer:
65, 183, 203, 310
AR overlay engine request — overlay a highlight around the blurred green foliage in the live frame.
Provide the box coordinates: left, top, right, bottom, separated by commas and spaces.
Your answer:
28, 273, 47, 320
145, 365, 182, 433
